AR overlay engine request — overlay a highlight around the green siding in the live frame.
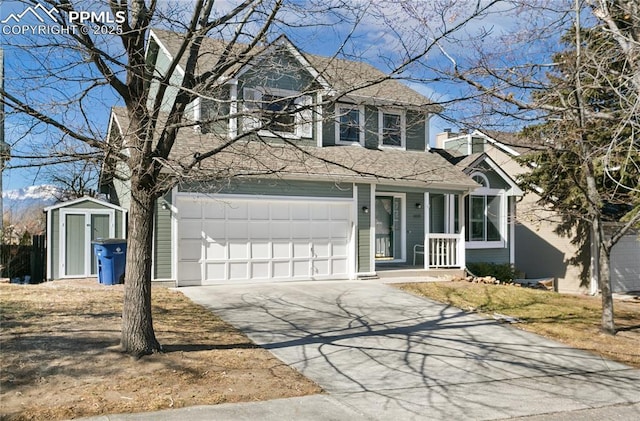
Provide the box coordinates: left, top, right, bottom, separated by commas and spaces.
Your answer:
406, 192, 425, 265
154, 193, 173, 279
240, 50, 316, 93
147, 41, 184, 113
467, 247, 510, 265
470, 163, 510, 190
406, 111, 427, 151
357, 184, 372, 273
180, 179, 353, 198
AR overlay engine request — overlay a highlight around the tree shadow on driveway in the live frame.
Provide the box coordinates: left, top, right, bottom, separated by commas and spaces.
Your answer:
183, 282, 640, 420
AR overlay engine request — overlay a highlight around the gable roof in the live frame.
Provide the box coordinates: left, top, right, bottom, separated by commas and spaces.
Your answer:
44, 196, 127, 212
110, 107, 477, 191
434, 150, 522, 196
149, 28, 438, 109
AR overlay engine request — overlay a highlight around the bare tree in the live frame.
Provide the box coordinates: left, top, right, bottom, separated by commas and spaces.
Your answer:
416, 0, 639, 333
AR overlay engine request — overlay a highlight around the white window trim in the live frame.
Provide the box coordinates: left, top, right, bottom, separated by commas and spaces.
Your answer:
243, 86, 313, 139
335, 104, 365, 146
466, 172, 506, 249
378, 108, 406, 149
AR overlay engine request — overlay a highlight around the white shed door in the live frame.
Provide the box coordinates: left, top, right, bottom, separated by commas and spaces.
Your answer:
177, 196, 352, 285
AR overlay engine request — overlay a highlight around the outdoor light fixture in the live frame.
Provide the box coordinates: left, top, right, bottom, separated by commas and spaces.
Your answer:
161, 202, 169, 210
362, 206, 369, 214
416, 203, 422, 209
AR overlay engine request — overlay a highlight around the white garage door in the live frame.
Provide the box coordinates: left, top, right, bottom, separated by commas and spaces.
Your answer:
176, 195, 353, 285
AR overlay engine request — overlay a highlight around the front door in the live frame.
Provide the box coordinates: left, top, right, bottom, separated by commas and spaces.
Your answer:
61, 211, 114, 277
375, 195, 402, 260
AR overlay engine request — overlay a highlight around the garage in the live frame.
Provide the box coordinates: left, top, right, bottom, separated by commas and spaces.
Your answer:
176, 195, 353, 285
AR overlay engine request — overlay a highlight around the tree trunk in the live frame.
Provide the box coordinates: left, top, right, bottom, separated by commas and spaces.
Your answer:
599, 241, 616, 334
120, 183, 161, 356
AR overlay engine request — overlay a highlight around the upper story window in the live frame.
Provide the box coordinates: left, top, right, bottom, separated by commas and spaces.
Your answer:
335, 105, 365, 145
242, 87, 312, 139
378, 109, 405, 148
262, 94, 296, 134
465, 172, 505, 248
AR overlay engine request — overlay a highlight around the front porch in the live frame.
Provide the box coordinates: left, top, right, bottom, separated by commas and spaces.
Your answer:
371, 191, 465, 271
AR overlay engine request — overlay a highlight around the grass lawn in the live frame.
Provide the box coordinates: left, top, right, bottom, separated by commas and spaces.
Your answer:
397, 281, 640, 368
0, 280, 321, 421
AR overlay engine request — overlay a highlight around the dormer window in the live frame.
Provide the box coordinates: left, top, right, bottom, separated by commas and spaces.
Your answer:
379, 109, 405, 148
335, 105, 365, 145
242, 87, 312, 139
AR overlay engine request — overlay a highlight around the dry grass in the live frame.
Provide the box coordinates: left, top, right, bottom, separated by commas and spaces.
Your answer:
397, 281, 640, 368
0, 280, 321, 421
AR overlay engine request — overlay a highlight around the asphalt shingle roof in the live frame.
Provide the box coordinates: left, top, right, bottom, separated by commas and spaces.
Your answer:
111, 107, 477, 190
150, 28, 437, 109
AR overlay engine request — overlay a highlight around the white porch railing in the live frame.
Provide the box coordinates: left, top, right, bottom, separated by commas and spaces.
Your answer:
428, 234, 459, 268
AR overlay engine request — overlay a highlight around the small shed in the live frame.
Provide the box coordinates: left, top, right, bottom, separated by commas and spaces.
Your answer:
45, 197, 127, 280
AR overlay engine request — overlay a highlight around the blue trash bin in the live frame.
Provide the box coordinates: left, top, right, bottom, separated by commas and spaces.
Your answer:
93, 239, 127, 285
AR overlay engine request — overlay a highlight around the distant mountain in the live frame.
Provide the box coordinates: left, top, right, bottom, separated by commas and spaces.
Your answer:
2, 185, 61, 212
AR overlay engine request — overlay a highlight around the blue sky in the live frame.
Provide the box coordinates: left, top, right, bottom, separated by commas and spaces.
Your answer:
1, 0, 568, 192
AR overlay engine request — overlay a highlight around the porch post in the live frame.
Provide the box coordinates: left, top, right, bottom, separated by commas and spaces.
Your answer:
458, 194, 466, 269
424, 192, 430, 270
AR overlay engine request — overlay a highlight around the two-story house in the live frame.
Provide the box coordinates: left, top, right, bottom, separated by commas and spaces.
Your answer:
102, 29, 480, 286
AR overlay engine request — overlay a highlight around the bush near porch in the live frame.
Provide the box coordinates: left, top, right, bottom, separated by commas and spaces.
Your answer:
466, 262, 518, 283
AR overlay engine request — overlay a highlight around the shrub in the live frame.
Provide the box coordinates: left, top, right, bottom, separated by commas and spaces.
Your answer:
466, 262, 517, 283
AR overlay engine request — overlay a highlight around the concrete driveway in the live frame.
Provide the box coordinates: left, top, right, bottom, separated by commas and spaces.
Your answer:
181, 281, 640, 420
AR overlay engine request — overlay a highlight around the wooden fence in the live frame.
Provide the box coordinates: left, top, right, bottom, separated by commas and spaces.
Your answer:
1, 234, 46, 283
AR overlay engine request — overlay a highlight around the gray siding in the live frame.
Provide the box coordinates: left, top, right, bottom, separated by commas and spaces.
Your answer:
357, 184, 372, 273
154, 193, 173, 280
180, 179, 353, 198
